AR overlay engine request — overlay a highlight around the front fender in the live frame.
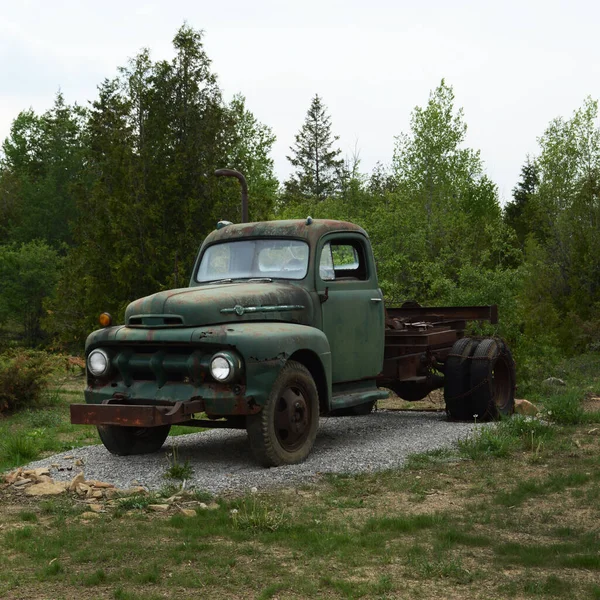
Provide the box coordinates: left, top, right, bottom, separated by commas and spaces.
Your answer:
189, 322, 332, 408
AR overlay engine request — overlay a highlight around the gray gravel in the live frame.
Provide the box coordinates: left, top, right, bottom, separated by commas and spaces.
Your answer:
24, 411, 479, 495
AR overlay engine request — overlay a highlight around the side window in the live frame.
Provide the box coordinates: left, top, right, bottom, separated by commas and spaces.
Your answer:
319, 243, 335, 281
319, 240, 368, 281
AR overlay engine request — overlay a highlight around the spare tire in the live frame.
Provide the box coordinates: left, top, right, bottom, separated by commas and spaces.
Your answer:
444, 337, 479, 420
469, 338, 516, 421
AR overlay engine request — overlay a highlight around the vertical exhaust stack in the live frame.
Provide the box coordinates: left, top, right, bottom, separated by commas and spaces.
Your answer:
215, 169, 249, 223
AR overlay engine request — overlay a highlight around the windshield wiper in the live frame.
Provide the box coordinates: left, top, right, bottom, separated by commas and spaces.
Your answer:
208, 278, 233, 284
246, 277, 273, 283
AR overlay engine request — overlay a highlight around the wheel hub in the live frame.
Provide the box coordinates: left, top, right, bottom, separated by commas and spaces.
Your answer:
275, 386, 311, 450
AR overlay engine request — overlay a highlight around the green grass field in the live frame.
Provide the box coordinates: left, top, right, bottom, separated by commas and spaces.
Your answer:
1, 354, 599, 599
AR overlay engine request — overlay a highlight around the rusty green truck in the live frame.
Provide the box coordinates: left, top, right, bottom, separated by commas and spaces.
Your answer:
71, 175, 515, 467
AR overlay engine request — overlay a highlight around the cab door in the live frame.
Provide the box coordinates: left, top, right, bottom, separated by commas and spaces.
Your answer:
315, 233, 385, 384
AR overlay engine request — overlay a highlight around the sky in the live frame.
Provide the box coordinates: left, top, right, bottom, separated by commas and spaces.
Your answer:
1, 0, 599, 204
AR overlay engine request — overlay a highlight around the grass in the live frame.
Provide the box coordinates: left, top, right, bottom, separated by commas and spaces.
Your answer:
1, 352, 600, 598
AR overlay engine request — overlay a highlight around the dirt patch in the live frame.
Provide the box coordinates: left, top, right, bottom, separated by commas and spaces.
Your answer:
378, 389, 445, 412
583, 395, 600, 413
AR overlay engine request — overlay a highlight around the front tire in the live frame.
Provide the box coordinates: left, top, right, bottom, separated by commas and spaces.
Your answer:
97, 424, 171, 456
246, 361, 319, 467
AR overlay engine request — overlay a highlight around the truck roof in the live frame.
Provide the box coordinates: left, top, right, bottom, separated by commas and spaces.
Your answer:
203, 219, 368, 246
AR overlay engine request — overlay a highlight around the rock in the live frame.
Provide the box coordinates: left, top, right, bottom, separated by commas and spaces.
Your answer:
74, 459, 84, 467
75, 484, 90, 496
13, 479, 32, 487
198, 503, 208, 509
514, 399, 539, 416
147, 504, 169, 512
86, 480, 115, 489
63, 455, 74, 460
543, 377, 566, 387
104, 489, 119, 499
179, 508, 196, 517
89, 504, 103, 513
4, 469, 23, 485
207, 503, 219, 511
80, 511, 100, 520
25, 482, 67, 496
91, 490, 103, 499
68, 472, 86, 492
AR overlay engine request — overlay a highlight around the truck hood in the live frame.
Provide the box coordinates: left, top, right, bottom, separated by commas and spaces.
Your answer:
124, 281, 314, 328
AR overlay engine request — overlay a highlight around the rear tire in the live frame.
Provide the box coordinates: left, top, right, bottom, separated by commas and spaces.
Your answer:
444, 337, 478, 420
469, 338, 516, 421
97, 424, 171, 456
246, 361, 319, 467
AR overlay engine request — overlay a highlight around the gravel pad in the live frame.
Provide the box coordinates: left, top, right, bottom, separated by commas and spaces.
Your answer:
24, 411, 479, 495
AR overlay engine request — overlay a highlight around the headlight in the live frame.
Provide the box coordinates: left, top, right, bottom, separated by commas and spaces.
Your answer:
87, 349, 110, 376
209, 351, 241, 383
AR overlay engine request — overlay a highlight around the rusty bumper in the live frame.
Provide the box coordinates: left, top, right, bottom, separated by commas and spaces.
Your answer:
70, 399, 205, 427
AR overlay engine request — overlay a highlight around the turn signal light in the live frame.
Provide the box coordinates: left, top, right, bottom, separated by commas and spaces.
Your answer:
99, 312, 112, 328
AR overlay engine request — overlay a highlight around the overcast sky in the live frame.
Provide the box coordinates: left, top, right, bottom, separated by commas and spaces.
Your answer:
1, 0, 599, 203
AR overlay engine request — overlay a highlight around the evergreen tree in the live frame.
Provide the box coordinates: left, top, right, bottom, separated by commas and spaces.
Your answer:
285, 95, 344, 202
504, 158, 539, 247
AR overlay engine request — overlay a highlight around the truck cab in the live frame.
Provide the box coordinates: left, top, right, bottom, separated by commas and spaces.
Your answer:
72, 218, 389, 466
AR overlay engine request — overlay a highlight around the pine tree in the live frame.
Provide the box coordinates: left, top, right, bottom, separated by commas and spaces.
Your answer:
504, 158, 539, 247
285, 95, 344, 202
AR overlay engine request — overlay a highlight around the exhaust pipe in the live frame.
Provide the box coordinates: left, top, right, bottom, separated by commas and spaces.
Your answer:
215, 169, 249, 223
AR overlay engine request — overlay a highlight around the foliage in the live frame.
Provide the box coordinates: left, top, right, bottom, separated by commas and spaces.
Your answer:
0, 22, 598, 374
284, 94, 344, 203
164, 445, 193, 480
0, 241, 62, 346
0, 350, 53, 413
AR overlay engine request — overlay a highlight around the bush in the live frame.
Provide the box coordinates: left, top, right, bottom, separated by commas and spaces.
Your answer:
0, 350, 53, 414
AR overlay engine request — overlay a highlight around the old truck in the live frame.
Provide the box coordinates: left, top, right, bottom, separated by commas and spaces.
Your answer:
71, 171, 515, 467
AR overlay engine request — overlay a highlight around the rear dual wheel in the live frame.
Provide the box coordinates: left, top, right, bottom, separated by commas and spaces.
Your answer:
444, 337, 515, 421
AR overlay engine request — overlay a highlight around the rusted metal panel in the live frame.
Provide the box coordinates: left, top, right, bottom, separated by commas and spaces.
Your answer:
70, 399, 204, 427
386, 304, 498, 325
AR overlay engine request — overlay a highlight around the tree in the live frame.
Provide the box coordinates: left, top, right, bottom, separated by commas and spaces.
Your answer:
369, 80, 505, 303
504, 157, 539, 247
221, 94, 278, 222
0, 94, 86, 248
0, 241, 62, 346
285, 95, 344, 202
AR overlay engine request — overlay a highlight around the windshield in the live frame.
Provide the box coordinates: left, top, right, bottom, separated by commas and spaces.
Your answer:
196, 239, 309, 283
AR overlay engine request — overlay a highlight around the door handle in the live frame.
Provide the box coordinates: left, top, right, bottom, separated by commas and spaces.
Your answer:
370, 298, 382, 302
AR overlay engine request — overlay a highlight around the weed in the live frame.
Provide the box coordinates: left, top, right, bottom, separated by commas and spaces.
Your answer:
116, 493, 158, 511
164, 445, 193, 480
38, 560, 63, 580
18, 511, 38, 523
457, 424, 517, 460
543, 391, 586, 425
230, 493, 286, 532
83, 568, 107, 586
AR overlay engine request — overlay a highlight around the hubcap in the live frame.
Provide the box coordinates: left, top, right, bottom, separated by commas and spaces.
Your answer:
275, 386, 311, 451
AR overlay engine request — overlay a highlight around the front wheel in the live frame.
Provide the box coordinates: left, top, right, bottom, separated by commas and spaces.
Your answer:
246, 361, 319, 467
97, 424, 171, 456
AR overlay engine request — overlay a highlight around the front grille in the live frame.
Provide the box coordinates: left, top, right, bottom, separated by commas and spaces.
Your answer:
127, 315, 184, 326
111, 347, 208, 387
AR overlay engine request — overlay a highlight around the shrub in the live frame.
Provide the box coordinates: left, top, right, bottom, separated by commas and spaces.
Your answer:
0, 350, 53, 414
